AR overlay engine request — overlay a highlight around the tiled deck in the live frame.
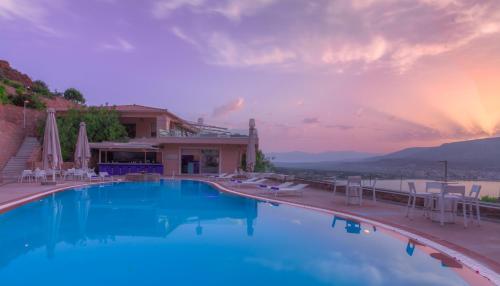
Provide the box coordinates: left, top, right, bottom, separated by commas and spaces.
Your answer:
0, 178, 499, 279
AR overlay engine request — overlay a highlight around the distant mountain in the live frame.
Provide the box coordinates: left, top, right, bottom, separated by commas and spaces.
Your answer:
273, 137, 500, 180
267, 151, 377, 163
373, 137, 500, 164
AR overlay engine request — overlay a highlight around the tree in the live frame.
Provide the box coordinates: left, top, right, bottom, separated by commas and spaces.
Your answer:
254, 149, 274, 172
240, 149, 274, 172
32, 80, 51, 97
38, 107, 127, 161
63, 88, 86, 104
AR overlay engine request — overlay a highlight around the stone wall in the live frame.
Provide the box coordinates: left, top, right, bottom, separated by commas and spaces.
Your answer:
0, 104, 45, 170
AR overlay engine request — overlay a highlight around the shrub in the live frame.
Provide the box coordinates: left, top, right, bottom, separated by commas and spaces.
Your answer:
31, 80, 52, 98
0, 86, 9, 104
38, 107, 127, 161
481, 195, 499, 203
8, 93, 46, 110
63, 88, 85, 104
240, 150, 274, 172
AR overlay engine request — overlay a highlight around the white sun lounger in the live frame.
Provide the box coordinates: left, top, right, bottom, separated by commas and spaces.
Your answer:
271, 184, 308, 197
232, 177, 259, 183
208, 173, 227, 178
236, 178, 267, 187
217, 173, 237, 180
261, 181, 294, 189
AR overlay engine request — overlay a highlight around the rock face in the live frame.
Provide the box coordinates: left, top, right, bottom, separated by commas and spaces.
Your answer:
0, 60, 33, 87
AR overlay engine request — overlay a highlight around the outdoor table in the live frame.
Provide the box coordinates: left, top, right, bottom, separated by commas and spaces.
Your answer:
427, 181, 464, 224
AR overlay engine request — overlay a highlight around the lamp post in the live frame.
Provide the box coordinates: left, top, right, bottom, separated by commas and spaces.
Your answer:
439, 160, 448, 182
23, 100, 29, 128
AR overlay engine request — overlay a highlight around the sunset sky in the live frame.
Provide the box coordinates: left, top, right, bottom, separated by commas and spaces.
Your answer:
1, 0, 500, 153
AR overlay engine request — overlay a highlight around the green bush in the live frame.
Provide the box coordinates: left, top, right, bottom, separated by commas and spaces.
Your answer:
0, 86, 9, 104
3, 79, 23, 89
15, 86, 25, 95
38, 107, 127, 161
8, 93, 46, 110
481, 195, 499, 203
63, 88, 85, 104
240, 149, 274, 172
32, 80, 52, 98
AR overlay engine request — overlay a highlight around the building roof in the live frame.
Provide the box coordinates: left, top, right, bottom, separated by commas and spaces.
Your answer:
107, 104, 169, 113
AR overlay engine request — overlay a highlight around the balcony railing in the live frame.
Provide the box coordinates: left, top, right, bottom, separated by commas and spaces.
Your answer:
158, 129, 248, 138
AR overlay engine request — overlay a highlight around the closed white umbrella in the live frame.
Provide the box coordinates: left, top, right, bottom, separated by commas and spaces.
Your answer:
42, 108, 63, 182
246, 118, 257, 172
74, 122, 91, 170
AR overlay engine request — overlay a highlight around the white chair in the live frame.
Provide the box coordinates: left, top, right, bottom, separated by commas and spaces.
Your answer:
86, 171, 100, 182
330, 177, 338, 200
346, 176, 363, 205
18, 170, 33, 183
63, 168, 75, 180
440, 185, 467, 227
74, 169, 85, 180
425, 182, 444, 218
34, 169, 47, 182
366, 178, 377, 202
99, 171, 112, 181
406, 182, 434, 219
464, 185, 481, 225
271, 184, 308, 197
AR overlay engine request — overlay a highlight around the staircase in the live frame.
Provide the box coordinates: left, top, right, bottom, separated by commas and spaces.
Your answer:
1, 137, 40, 182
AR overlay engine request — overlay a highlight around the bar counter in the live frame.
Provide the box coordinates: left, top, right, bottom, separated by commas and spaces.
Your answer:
98, 163, 164, 175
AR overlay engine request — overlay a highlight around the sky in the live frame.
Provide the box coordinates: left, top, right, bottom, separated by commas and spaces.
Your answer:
1, 0, 500, 154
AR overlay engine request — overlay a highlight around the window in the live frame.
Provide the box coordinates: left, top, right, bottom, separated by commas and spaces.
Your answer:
151, 122, 157, 137
123, 123, 136, 138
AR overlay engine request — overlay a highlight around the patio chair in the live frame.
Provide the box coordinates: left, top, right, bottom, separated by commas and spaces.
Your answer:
464, 184, 481, 225
406, 182, 434, 219
271, 183, 308, 197
346, 176, 362, 205
18, 170, 33, 183
329, 177, 337, 200
63, 168, 75, 180
86, 171, 100, 182
424, 182, 444, 217
74, 169, 85, 180
99, 171, 112, 181
366, 178, 377, 202
34, 169, 47, 182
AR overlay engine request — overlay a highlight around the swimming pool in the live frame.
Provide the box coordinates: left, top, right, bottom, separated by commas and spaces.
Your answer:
0, 180, 492, 285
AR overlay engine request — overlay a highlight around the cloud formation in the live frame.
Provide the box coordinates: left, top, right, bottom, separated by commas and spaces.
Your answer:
212, 97, 245, 118
0, 0, 60, 35
155, 0, 500, 72
99, 38, 135, 52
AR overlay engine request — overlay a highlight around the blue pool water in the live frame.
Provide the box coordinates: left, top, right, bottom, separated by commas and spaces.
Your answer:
0, 180, 484, 285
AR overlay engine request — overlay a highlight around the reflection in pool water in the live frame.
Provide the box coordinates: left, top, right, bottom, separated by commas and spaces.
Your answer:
0, 180, 489, 285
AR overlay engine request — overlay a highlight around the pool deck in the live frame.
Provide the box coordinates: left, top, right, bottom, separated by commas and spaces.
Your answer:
0, 178, 499, 282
